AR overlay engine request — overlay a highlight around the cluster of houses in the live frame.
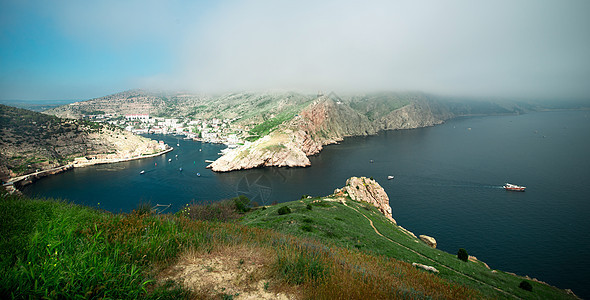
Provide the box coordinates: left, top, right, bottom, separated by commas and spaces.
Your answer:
120, 114, 244, 146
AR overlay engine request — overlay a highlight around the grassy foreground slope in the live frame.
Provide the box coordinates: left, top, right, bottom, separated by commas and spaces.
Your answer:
1, 194, 479, 299
242, 196, 576, 300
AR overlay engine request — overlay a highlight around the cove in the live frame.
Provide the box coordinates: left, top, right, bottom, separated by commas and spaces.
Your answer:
23, 110, 590, 298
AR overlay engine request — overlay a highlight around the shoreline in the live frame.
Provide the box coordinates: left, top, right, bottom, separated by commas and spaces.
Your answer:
2, 146, 174, 194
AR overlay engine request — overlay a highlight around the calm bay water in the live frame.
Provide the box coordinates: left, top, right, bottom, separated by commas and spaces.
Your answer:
23, 110, 590, 297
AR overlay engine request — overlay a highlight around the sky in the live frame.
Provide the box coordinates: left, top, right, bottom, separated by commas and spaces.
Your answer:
1, 0, 589, 101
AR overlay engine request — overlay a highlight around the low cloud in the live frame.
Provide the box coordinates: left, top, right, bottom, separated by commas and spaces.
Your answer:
3, 0, 590, 100
166, 0, 590, 100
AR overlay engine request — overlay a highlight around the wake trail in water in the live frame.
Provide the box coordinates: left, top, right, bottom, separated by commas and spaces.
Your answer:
406, 181, 504, 189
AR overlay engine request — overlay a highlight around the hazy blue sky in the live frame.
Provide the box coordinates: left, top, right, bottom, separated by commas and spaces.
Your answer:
1, 0, 589, 100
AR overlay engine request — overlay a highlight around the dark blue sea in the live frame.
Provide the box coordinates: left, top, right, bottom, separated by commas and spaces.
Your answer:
23, 110, 590, 298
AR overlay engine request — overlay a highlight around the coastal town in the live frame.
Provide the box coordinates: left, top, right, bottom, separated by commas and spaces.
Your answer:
83, 113, 247, 147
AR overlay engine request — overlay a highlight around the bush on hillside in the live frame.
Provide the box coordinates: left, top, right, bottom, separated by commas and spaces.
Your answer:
233, 195, 251, 213
519, 280, 533, 292
457, 248, 468, 262
277, 206, 291, 215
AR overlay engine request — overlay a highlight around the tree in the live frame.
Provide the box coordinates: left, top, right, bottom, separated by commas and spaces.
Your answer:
457, 248, 468, 262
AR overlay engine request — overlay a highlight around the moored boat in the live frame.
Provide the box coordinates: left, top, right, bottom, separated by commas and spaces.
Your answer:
387, 175, 394, 180
504, 183, 526, 192
140, 170, 145, 175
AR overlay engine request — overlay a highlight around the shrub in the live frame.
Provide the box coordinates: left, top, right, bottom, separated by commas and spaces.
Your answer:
278, 206, 291, 215
519, 280, 533, 292
301, 224, 313, 232
233, 195, 251, 213
457, 248, 468, 262
306, 204, 312, 210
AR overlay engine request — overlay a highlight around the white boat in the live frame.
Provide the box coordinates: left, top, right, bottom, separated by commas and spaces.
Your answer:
179, 167, 183, 172
140, 170, 145, 174
168, 158, 172, 162
503, 183, 526, 192
196, 172, 201, 177
387, 175, 394, 180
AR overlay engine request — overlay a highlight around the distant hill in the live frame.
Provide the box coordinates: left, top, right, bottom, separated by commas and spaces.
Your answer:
44, 90, 534, 172
0, 104, 162, 181
0, 99, 78, 112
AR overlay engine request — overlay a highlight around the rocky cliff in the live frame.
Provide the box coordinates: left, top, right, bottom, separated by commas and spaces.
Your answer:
209, 95, 453, 172
338, 176, 396, 224
0, 104, 163, 181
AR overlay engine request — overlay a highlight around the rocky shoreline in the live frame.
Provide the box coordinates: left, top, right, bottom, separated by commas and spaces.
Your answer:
3, 146, 173, 194
208, 98, 451, 172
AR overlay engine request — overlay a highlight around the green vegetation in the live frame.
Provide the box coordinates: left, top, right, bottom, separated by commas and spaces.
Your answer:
80, 110, 106, 115
1, 193, 483, 299
348, 93, 412, 121
458, 248, 469, 262
277, 206, 292, 215
520, 280, 533, 292
249, 111, 296, 138
242, 197, 576, 299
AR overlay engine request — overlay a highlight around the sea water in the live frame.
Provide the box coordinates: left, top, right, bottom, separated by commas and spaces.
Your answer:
23, 110, 590, 297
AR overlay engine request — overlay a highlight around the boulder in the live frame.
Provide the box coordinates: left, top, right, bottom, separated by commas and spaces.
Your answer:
412, 263, 439, 274
419, 235, 437, 248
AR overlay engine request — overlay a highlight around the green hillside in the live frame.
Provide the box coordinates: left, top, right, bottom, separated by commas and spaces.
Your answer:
242, 196, 576, 299
0, 189, 576, 299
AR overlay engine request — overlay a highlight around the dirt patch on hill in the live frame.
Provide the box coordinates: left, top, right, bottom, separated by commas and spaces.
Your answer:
158, 245, 297, 299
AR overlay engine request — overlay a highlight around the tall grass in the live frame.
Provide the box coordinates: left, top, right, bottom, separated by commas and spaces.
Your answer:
1, 194, 479, 299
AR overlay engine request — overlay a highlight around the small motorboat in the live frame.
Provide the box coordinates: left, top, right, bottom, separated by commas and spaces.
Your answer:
387, 175, 394, 180
179, 167, 183, 172
140, 170, 145, 175
369, 160, 374, 163
503, 183, 526, 192
196, 173, 201, 177
168, 158, 172, 162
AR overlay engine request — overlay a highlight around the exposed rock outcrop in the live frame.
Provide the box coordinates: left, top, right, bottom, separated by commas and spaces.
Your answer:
207, 131, 311, 172
419, 235, 437, 249
210, 96, 454, 172
377, 101, 452, 131
208, 96, 374, 171
339, 176, 396, 224
412, 263, 440, 274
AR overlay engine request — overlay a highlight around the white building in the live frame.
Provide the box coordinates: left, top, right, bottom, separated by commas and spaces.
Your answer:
125, 114, 150, 121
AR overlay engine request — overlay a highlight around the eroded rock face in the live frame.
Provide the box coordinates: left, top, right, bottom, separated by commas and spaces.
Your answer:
209, 97, 454, 173
207, 132, 312, 172
340, 177, 396, 224
419, 235, 437, 249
